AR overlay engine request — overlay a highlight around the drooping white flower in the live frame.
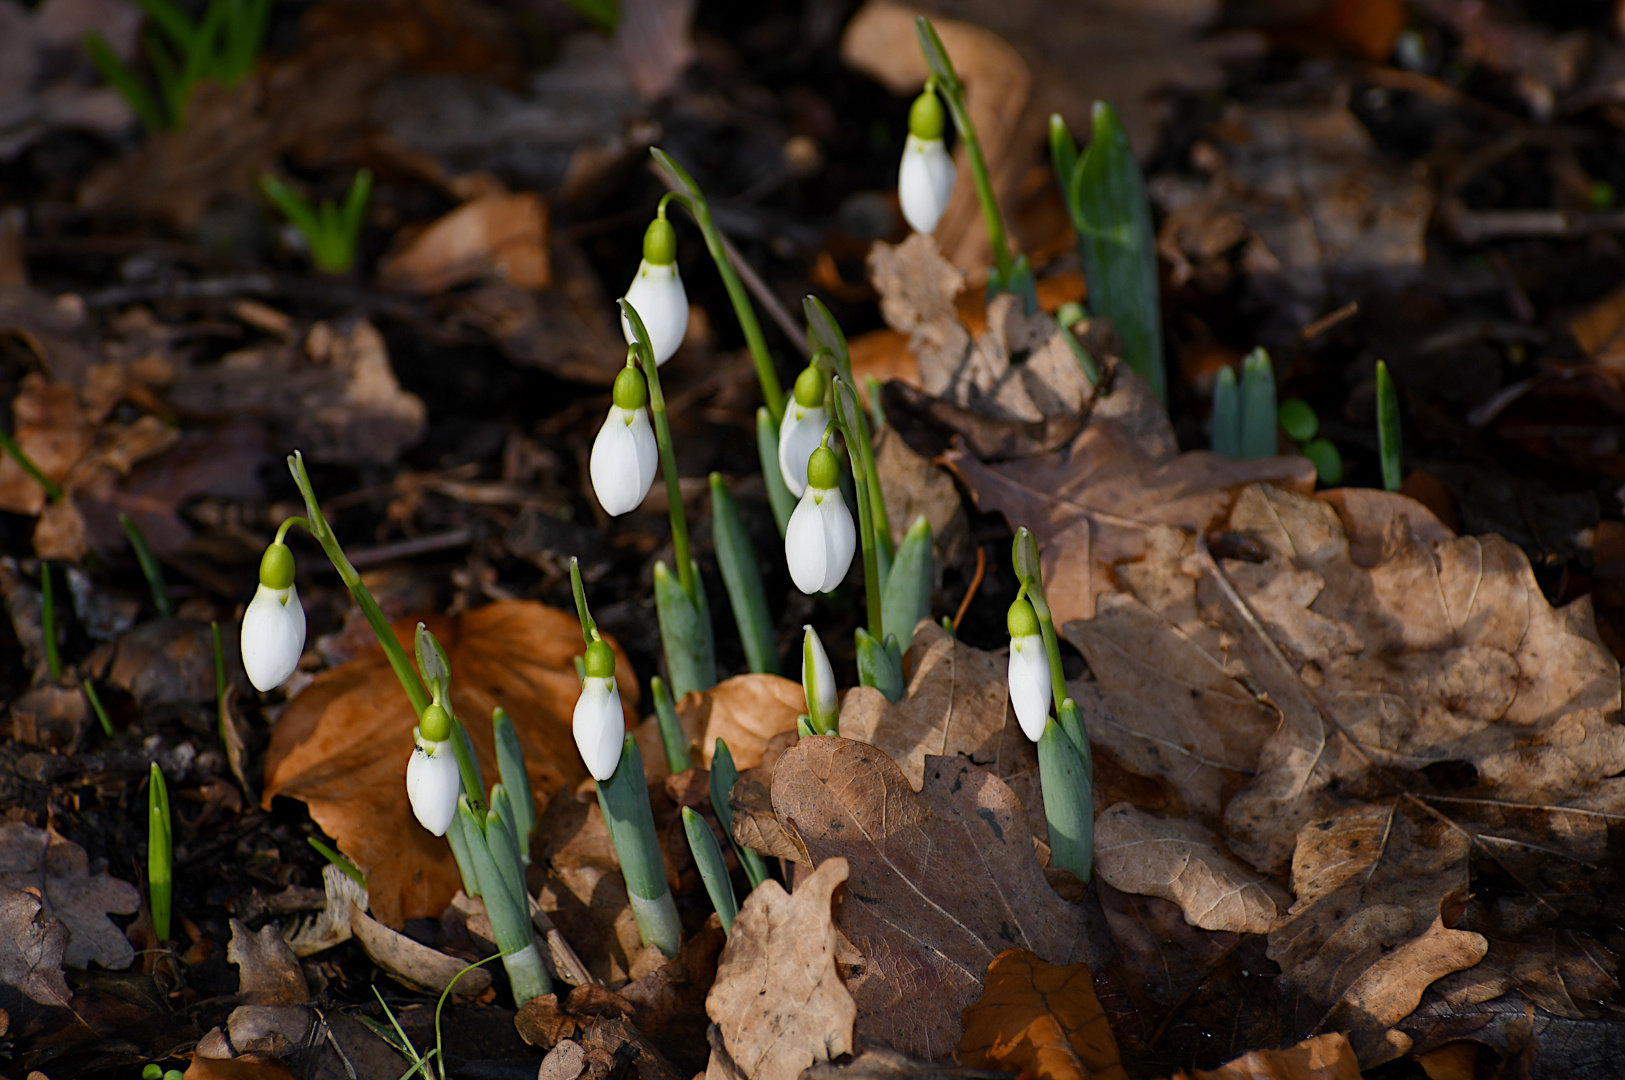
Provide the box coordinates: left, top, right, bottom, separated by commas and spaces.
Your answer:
590, 366, 659, 516
406, 709, 461, 837
898, 91, 955, 235
1007, 597, 1052, 742
621, 217, 688, 365
802, 624, 837, 732
241, 541, 305, 691
778, 364, 829, 498
573, 639, 625, 781
785, 447, 855, 595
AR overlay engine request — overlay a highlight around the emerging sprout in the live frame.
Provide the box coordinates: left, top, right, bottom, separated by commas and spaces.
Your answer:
898, 90, 955, 235
241, 540, 305, 691
573, 638, 624, 781
802, 625, 838, 734
590, 364, 659, 516
785, 445, 856, 595
620, 216, 689, 365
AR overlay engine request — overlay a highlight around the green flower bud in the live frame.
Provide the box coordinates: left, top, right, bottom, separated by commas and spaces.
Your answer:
259, 542, 295, 590
1008, 596, 1040, 638
793, 364, 827, 409
643, 217, 677, 266
806, 445, 840, 491
584, 638, 617, 679
612, 365, 648, 410
909, 91, 946, 141
420, 702, 452, 742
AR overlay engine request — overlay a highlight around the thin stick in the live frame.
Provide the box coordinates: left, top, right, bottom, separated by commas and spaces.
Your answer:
952, 545, 986, 631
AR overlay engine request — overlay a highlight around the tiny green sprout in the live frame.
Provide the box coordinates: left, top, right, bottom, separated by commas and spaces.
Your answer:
148, 762, 172, 942
120, 513, 172, 617
1376, 360, 1402, 492
85, 679, 114, 736
260, 170, 373, 275
308, 836, 365, 886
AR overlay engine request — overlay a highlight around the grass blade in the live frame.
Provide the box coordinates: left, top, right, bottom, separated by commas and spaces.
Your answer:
1377, 360, 1402, 492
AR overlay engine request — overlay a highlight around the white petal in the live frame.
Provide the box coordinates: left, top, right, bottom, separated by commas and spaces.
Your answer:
786, 489, 830, 595
802, 625, 836, 718
406, 739, 461, 836
899, 135, 956, 235
815, 489, 856, 593
1008, 634, 1052, 742
241, 582, 306, 692
591, 406, 658, 516
778, 404, 827, 498
573, 676, 625, 781
621, 261, 689, 365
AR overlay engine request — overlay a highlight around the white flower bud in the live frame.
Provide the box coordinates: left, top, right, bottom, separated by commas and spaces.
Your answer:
406, 733, 461, 836
899, 134, 956, 235
621, 261, 689, 365
1008, 633, 1052, 742
778, 402, 828, 498
241, 582, 306, 691
573, 674, 625, 781
785, 483, 855, 595
590, 405, 659, 516
802, 624, 836, 728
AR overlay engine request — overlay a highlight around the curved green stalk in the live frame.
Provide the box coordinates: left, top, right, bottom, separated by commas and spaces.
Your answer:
649, 151, 785, 423
833, 380, 883, 641
621, 301, 694, 602
805, 299, 893, 560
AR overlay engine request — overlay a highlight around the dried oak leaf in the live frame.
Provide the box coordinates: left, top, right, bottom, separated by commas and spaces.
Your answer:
228, 919, 309, 1006
951, 403, 1315, 628
956, 948, 1128, 1080
838, 620, 1036, 798
705, 857, 856, 1080
1092, 803, 1280, 934
1169, 1033, 1360, 1080
378, 191, 551, 294
0, 883, 72, 1007
0, 821, 140, 970
771, 738, 1104, 1059
676, 673, 804, 771
262, 601, 637, 927
1430, 932, 1620, 1021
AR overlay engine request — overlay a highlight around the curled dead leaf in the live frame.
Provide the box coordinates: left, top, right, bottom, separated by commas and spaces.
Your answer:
956, 948, 1128, 1080
677, 674, 804, 771
1169, 1033, 1360, 1080
378, 191, 551, 294
349, 901, 492, 998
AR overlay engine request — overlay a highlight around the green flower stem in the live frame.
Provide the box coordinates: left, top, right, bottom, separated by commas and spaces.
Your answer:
804, 300, 893, 560
457, 799, 551, 1005
757, 408, 795, 536
148, 763, 172, 942
682, 807, 738, 934
85, 679, 114, 736
709, 472, 778, 676
0, 426, 62, 501
914, 17, 1013, 282
570, 557, 596, 643
710, 738, 768, 889
286, 452, 485, 813
651, 151, 786, 423
621, 301, 695, 602
835, 380, 884, 641
1037, 717, 1093, 882
39, 562, 60, 681
119, 514, 171, 618
651, 676, 692, 773
597, 737, 681, 957
492, 709, 534, 864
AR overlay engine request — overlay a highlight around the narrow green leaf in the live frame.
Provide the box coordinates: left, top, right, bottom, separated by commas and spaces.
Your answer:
710, 739, 768, 889
709, 473, 778, 676
83, 32, 167, 131
492, 708, 534, 862
757, 409, 795, 537
1211, 365, 1240, 457
653, 559, 715, 699
803, 295, 852, 385
1377, 360, 1402, 492
119, 513, 171, 617
1037, 717, 1092, 882
1069, 101, 1164, 404
651, 676, 691, 773
1238, 348, 1276, 460
855, 628, 904, 702
1049, 113, 1078, 197
148, 763, 172, 941
596, 738, 680, 956
682, 807, 738, 934
307, 837, 365, 885
881, 516, 933, 654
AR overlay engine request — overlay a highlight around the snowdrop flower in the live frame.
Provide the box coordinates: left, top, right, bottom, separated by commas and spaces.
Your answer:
802, 624, 837, 733
573, 638, 624, 781
1007, 595, 1052, 742
786, 445, 855, 595
241, 540, 305, 692
407, 702, 460, 836
591, 364, 659, 516
898, 90, 955, 235
778, 364, 829, 498
621, 216, 688, 365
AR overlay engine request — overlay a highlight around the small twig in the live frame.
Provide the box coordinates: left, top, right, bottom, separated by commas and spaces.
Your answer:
1299, 301, 1358, 342
952, 545, 986, 631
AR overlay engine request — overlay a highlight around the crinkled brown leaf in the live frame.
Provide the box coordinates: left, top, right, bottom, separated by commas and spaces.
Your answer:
677, 673, 805, 771
378, 191, 550, 293
0, 821, 140, 970
1430, 932, 1619, 1021
228, 919, 309, 1006
0, 882, 72, 1006
875, 426, 968, 566
838, 620, 1032, 794
263, 601, 636, 927
956, 948, 1128, 1080
770, 739, 1103, 1059
705, 857, 856, 1080
1093, 803, 1280, 934
1169, 1033, 1361, 1080
0, 373, 92, 515
349, 901, 493, 997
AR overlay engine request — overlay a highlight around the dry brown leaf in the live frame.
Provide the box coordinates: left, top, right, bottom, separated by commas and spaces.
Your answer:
0, 821, 140, 970
1092, 803, 1280, 934
184, 1056, 300, 1080
874, 426, 968, 567
378, 191, 551, 293
228, 919, 309, 1005
0, 882, 72, 1007
956, 948, 1128, 1080
952, 407, 1315, 628
0, 373, 92, 515
1429, 932, 1620, 1021
263, 601, 637, 927
1169, 1033, 1361, 1080
676, 674, 805, 771
770, 739, 1104, 1059
349, 901, 493, 997
705, 857, 856, 1080
837, 620, 1030, 792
